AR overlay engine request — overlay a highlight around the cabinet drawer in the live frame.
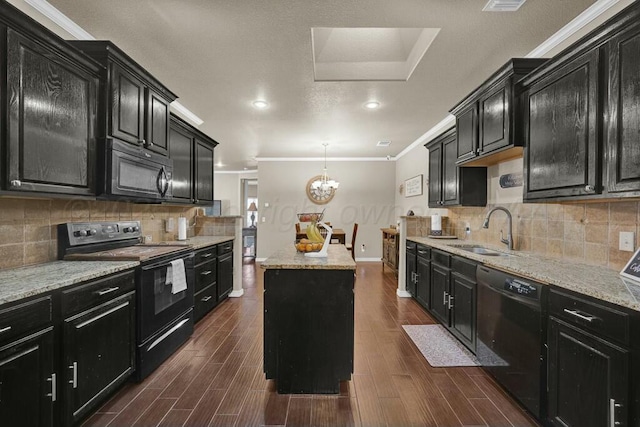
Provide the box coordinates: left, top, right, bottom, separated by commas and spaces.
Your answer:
451, 256, 477, 280
416, 244, 430, 260
406, 241, 417, 253
217, 241, 233, 255
431, 249, 451, 267
61, 270, 135, 316
549, 288, 629, 345
194, 283, 217, 322
195, 246, 216, 265
195, 260, 217, 293
0, 295, 52, 345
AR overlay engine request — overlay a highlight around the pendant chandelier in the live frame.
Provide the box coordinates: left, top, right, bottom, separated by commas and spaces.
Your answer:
310, 143, 340, 193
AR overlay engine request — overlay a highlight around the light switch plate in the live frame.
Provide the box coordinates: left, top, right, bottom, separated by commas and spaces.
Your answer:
619, 231, 635, 252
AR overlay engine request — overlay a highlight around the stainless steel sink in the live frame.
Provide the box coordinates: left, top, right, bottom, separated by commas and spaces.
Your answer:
455, 245, 513, 257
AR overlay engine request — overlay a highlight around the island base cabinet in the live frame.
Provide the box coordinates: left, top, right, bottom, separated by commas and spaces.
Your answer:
264, 269, 354, 394
0, 328, 54, 427
547, 317, 628, 427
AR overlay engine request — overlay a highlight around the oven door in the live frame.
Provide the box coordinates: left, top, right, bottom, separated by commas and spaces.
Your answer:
105, 138, 173, 201
138, 253, 194, 342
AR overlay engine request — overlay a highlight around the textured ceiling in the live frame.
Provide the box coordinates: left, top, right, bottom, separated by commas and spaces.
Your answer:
19, 0, 625, 170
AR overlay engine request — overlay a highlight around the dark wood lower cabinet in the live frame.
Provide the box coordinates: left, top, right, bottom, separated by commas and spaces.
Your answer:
547, 317, 628, 427
63, 292, 135, 426
217, 252, 233, 300
415, 255, 431, 310
0, 327, 55, 427
405, 247, 417, 297
450, 272, 476, 352
430, 263, 451, 325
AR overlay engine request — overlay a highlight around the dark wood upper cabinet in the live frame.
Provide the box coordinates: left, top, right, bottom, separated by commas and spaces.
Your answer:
522, 50, 599, 201
606, 21, 640, 194
519, 2, 640, 202
1, 4, 100, 197
168, 114, 218, 205
425, 127, 487, 208
450, 58, 547, 166
68, 41, 177, 157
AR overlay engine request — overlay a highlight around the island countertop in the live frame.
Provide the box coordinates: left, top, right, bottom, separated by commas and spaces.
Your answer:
261, 244, 356, 270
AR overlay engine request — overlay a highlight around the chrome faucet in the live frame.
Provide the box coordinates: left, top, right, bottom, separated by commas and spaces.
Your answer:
482, 206, 514, 250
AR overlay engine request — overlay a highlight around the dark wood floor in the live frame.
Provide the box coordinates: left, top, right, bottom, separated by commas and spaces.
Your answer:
82, 261, 540, 427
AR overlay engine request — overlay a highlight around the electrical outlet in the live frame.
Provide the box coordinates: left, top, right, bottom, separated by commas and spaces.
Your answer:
165, 218, 174, 232
619, 231, 635, 252
361, 244, 366, 252
144, 235, 152, 244
261, 217, 266, 223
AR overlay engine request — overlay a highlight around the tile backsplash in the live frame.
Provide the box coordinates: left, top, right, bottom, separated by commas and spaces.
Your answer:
0, 197, 199, 270
447, 201, 640, 271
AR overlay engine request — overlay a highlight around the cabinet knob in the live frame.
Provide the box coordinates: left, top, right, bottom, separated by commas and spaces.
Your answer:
147, 141, 154, 147
139, 139, 146, 146
10, 179, 21, 187
585, 184, 595, 192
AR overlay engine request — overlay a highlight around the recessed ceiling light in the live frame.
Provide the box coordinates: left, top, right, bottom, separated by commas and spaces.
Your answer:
252, 100, 269, 109
364, 101, 380, 109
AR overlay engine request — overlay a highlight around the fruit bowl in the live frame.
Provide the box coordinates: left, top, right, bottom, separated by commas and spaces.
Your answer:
294, 239, 323, 253
297, 212, 324, 223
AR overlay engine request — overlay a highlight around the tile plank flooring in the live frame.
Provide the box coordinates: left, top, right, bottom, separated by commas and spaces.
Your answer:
83, 261, 540, 427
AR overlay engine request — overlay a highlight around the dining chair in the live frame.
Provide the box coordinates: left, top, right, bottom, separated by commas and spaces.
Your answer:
345, 223, 358, 260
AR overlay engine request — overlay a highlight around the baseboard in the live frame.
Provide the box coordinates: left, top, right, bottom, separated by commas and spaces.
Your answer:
396, 289, 412, 298
229, 289, 244, 298
255, 257, 267, 262
355, 257, 382, 262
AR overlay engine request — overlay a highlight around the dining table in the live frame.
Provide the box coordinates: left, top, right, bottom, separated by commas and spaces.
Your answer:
296, 228, 346, 245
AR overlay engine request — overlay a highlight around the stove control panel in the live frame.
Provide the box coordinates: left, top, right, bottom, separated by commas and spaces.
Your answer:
62, 221, 142, 245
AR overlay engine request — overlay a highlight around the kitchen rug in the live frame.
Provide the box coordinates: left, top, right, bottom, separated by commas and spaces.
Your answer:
402, 324, 479, 367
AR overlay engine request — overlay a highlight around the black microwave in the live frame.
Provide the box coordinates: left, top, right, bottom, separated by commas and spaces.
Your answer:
100, 138, 173, 202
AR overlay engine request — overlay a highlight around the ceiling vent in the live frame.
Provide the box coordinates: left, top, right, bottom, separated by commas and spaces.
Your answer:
483, 0, 527, 12
376, 141, 391, 147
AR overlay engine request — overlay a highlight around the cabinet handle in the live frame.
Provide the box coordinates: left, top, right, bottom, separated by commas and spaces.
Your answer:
448, 295, 454, 309
610, 398, 622, 426
95, 286, 119, 296
414, 273, 419, 283
0, 326, 11, 334
563, 308, 597, 323
201, 270, 212, 276
443, 291, 449, 305
10, 180, 21, 187
47, 373, 57, 402
69, 362, 78, 389
201, 295, 213, 302
585, 184, 595, 192
202, 252, 213, 258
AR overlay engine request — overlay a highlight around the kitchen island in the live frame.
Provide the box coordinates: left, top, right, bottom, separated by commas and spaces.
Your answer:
261, 244, 356, 394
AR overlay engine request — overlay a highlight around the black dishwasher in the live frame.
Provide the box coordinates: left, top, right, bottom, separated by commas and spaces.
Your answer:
476, 265, 547, 420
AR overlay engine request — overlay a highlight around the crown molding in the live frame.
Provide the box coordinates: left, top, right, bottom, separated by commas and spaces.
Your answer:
24, 0, 94, 40
255, 157, 394, 162
215, 170, 258, 174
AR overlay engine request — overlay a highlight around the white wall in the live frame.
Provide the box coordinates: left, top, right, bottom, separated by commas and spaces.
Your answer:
257, 160, 397, 260
213, 172, 257, 215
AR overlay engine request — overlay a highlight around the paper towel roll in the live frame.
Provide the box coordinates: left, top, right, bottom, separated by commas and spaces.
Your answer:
431, 213, 442, 236
178, 217, 187, 241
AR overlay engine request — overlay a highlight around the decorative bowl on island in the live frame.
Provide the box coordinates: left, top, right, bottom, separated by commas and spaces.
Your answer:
294, 239, 323, 253
297, 212, 324, 223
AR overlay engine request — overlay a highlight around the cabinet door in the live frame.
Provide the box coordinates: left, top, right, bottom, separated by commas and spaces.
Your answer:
6, 29, 98, 196
109, 63, 145, 146
405, 253, 417, 297
450, 272, 476, 352
524, 50, 599, 200
427, 143, 442, 208
168, 123, 194, 203
0, 328, 54, 427
430, 263, 450, 325
479, 83, 509, 155
456, 104, 478, 162
442, 134, 460, 206
217, 252, 233, 300
195, 138, 214, 204
63, 293, 135, 426
415, 256, 431, 310
547, 317, 628, 427
606, 25, 640, 194
146, 89, 170, 156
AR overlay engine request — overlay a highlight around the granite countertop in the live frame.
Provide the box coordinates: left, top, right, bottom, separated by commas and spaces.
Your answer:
408, 237, 640, 312
0, 261, 139, 305
261, 244, 356, 270
151, 236, 234, 250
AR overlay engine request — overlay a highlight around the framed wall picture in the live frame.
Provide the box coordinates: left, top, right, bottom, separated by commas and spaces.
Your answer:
404, 174, 423, 197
